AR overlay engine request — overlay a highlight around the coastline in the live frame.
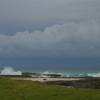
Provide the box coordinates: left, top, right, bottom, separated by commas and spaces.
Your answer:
11, 77, 82, 82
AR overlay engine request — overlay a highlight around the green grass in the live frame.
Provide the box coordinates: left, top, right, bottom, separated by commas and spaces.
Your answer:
0, 78, 100, 100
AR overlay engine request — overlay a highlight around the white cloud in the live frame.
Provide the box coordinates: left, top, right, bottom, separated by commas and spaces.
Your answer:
0, 19, 100, 57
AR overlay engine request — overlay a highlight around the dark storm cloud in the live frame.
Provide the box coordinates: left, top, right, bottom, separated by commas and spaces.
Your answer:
0, 20, 100, 57
0, 0, 100, 58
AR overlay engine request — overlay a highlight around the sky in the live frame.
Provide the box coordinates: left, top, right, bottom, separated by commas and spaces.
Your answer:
0, 0, 100, 70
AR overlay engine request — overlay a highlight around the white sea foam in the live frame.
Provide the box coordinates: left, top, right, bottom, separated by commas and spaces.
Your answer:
88, 73, 100, 77
0, 67, 22, 75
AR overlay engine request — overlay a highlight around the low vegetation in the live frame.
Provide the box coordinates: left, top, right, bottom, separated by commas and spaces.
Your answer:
0, 78, 100, 100
46, 78, 100, 89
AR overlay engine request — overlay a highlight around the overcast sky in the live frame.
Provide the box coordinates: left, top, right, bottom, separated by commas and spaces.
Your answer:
0, 0, 100, 69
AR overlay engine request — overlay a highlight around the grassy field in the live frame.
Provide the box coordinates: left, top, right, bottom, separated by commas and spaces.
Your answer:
0, 78, 100, 100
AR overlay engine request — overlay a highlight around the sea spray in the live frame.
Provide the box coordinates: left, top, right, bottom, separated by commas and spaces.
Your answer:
88, 73, 100, 77
0, 67, 22, 75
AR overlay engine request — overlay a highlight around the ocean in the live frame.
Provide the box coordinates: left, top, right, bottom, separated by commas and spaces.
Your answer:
22, 68, 100, 77
0, 67, 100, 77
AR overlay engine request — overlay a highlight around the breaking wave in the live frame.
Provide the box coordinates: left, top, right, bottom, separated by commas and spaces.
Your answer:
0, 67, 22, 75
87, 73, 100, 77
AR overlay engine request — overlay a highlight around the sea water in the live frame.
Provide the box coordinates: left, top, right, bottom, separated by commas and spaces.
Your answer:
22, 68, 100, 77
